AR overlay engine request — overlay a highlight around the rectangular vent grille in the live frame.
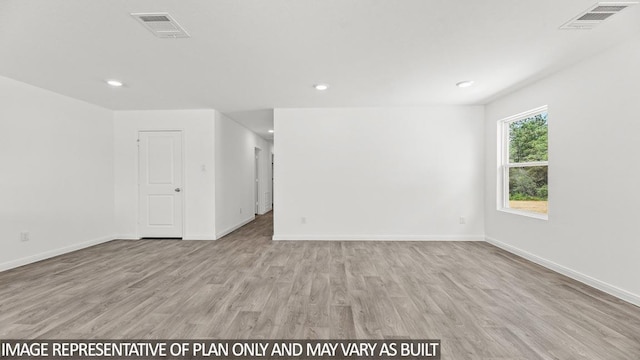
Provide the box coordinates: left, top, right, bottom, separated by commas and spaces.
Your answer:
560, 2, 637, 30
131, 12, 190, 38
139, 15, 170, 22
577, 12, 615, 20
592, 5, 628, 11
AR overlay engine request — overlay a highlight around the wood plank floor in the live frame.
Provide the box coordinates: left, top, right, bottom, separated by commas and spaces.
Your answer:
1, 211, 639, 359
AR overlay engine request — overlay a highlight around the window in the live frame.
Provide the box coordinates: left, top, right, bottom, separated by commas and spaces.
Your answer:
498, 106, 548, 219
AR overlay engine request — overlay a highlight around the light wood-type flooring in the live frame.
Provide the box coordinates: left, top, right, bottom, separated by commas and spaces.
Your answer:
1, 212, 639, 359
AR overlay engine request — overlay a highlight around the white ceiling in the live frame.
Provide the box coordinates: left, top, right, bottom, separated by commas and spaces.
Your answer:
1, 0, 639, 139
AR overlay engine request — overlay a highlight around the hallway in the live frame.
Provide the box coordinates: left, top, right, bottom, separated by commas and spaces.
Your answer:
219, 211, 274, 243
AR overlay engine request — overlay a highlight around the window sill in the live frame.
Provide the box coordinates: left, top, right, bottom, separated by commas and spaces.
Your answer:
498, 208, 548, 220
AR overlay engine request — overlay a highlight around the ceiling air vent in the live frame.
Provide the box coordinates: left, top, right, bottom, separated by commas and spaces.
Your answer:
131, 12, 190, 38
560, 2, 638, 29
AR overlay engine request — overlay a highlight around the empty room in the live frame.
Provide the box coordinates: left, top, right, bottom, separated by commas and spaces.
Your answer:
1, 1, 639, 359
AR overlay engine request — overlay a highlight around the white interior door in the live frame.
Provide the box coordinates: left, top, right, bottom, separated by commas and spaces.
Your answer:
138, 131, 183, 238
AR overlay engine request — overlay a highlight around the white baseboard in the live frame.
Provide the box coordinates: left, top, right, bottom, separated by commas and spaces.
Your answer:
0, 234, 116, 272
183, 235, 216, 241
114, 234, 139, 240
215, 216, 255, 239
485, 236, 640, 307
272, 234, 484, 241
116, 234, 217, 241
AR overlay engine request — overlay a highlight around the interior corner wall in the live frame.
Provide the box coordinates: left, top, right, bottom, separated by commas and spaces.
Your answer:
0, 75, 114, 270
484, 34, 640, 306
113, 109, 216, 240
214, 111, 272, 239
273, 106, 485, 241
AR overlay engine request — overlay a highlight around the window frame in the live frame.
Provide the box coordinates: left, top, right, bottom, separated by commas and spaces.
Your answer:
497, 105, 549, 220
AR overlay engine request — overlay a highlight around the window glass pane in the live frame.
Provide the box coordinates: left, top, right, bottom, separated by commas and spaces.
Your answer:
509, 112, 548, 163
508, 166, 548, 214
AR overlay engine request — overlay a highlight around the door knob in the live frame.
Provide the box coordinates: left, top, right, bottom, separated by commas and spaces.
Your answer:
175, 188, 181, 192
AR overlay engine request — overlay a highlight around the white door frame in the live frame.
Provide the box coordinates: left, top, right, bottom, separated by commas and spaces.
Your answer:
137, 129, 186, 238
271, 152, 274, 211
254, 147, 261, 215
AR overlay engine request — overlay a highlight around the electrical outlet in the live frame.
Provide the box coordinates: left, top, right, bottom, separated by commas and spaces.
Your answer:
240, 208, 243, 214
301, 217, 307, 224
459, 217, 466, 225
20, 231, 29, 242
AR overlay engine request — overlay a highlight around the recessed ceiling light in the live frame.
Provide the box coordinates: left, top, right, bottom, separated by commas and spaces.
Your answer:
268, 129, 274, 133
314, 83, 329, 91
456, 80, 474, 88
106, 79, 124, 87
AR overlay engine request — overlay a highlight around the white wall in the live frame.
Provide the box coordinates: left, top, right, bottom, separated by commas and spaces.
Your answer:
273, 107, 485, 240
0, 75, 114, 270
484, 34, 640, 306
215, 111, 273, 238
114, 110, 216, 240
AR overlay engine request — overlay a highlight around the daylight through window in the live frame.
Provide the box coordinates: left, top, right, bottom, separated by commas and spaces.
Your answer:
499, 106, 548, 218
